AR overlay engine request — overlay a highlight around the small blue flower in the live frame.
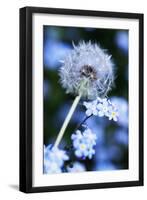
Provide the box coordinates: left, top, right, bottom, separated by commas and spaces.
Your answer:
44, 159, 62, 174
83, 100, 98, 116
71, 128, 97, 159
83, 128, 97, 146
111, 97, 128, 127
71, 130, 83, 149
44, 145, 69, 174
67, 162, 86, 173
107, 103, 119, 121
97, 98, 110, 117
83, 97, 119, 121
75, 142, 89, 158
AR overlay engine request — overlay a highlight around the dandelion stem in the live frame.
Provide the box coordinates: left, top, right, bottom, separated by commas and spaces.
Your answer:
54, 94, 81, 147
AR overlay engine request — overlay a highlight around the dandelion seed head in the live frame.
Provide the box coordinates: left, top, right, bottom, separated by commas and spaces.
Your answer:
59, 41, 114, 99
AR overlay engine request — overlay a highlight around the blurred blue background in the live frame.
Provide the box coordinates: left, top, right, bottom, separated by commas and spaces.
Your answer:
43, 26, 128, 171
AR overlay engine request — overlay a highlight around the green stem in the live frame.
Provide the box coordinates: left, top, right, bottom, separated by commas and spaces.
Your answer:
54, 94, 81, 148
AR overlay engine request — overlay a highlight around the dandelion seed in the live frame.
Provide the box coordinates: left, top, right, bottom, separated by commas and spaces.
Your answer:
59, 41, 114, 99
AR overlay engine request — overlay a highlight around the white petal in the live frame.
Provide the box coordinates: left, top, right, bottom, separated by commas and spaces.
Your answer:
86, 109, 92, 116
97, 103, 103, 110
98, 111, 104, 117
93, 109, 98, 116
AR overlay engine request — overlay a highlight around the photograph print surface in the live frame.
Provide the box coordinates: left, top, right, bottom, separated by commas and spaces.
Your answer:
43, 26, 128, 174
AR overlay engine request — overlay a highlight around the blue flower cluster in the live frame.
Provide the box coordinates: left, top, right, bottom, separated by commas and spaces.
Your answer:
44, 97, 122, 174
67, 162, 86, 173
71, 128, 97, 159
44, 145, 69, 174
83, 97, 119, 121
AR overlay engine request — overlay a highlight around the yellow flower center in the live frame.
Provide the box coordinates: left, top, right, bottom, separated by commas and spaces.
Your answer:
112, 112, 116, 117
80, 144, 86, 150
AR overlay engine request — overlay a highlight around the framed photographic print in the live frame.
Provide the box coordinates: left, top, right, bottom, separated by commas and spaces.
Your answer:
19, 7, 144, 193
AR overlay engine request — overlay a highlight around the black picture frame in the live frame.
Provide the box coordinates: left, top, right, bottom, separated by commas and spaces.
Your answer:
19, 6, 144, 193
